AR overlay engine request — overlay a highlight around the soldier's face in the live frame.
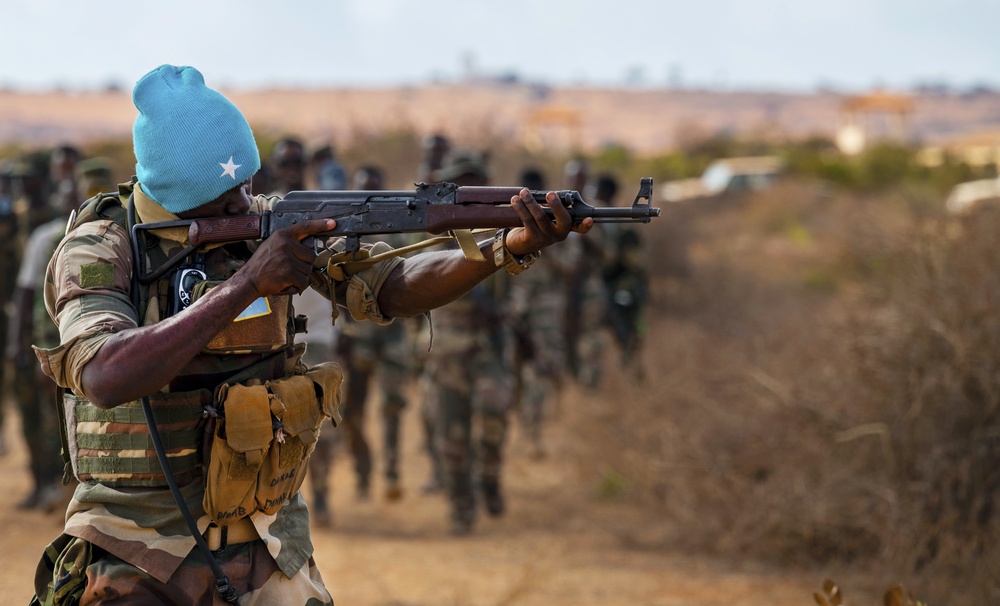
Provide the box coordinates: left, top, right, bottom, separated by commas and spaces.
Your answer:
178, 180, 253, 219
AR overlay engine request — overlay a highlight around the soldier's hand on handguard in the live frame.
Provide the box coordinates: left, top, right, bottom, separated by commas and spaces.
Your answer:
504, 189, 593, 256
240, 218, 336, 296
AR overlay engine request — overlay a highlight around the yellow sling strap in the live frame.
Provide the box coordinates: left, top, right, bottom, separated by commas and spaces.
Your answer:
324, 229, 494, 281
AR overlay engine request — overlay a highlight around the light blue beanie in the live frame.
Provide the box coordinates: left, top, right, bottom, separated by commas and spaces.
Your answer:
132, 65, 260, 214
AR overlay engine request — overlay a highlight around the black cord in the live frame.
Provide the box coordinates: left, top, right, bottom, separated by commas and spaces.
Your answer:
141, 396, 240, 604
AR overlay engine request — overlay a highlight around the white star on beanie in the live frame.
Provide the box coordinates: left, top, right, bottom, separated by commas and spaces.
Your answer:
220, 156, 241, 179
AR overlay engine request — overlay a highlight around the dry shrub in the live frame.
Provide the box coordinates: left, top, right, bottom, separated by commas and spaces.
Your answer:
568, 180, 999, 603
853, 204, 1000, 602
571, 182, 893, 550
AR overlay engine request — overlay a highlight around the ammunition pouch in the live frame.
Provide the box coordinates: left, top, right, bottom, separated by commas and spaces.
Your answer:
203, 362, 344, 526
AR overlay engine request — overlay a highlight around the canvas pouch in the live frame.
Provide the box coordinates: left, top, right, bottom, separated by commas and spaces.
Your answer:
203, 382, 273, 526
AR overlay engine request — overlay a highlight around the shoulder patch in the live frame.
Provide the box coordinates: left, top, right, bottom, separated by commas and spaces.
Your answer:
79, 262, 115, 288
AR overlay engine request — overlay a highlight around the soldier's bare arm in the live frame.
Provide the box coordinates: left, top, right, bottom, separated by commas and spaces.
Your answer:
80, 218, 335, 409
377, 190, 593, 318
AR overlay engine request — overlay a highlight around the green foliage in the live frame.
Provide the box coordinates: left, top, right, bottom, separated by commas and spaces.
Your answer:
780, 138, 992, 197
594, 466, 631, 500
857, 143, 915, 188
580, 132, 992, 203
593, 142, 632, 169
802, 266, 839, 293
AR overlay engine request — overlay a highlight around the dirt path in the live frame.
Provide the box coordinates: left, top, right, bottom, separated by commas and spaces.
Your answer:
0, 385, 822, 605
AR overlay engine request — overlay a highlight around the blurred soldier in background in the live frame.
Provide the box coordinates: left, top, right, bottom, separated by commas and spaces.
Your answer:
415, 133, 452, 493
267, 137, 343, 527
310, 143, 348, 190
8, 152, 108, 511
574, 172, 611, 388
519, 167, 545, 192
75, 157, 115, 199
5, 150, 58, 481
48, 145, 82, 201
562, 158, 590, 379
270, 137, 308, 193
422, 150, 516, 534
14, 150, 56, 236
417, 133, 451, 184
0, 161, 19, 456
333, 165, 415, 502
507, 166, 575, 459
250, 162, 275, 197
597, 174, 649, 382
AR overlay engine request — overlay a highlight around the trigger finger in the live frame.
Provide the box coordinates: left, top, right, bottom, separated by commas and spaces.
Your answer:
520, 189, 554, 234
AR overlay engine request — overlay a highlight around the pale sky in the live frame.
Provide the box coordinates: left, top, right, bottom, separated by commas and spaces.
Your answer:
1, 0, 996, 92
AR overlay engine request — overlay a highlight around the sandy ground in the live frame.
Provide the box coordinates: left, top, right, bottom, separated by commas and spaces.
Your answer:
0, 382, 826, 606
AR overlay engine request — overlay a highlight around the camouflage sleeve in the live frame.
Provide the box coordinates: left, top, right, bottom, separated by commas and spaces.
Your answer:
345, 241, 403, 325
262, 193, 404, 325
306, 239, 403, 327
33, 218, 137, 393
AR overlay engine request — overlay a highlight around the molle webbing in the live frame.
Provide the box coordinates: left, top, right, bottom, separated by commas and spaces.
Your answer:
69, 389, 211, 488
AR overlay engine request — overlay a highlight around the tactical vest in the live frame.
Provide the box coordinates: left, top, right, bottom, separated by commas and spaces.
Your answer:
61, 183, 316, 490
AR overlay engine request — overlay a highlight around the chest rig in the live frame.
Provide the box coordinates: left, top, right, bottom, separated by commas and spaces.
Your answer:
60, 182, 310, 489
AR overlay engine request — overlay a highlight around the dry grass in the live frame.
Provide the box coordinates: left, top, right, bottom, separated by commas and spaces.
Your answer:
567, 180, 1000, 604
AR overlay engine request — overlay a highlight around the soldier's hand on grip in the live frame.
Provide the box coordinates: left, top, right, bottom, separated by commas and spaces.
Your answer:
504, 189, 593, 257
242, 218, 336, 296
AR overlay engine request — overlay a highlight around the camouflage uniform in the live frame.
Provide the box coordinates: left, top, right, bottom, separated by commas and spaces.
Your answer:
570, 229, 610, 387
30, 184, 402, 605
7, 159, 57, 472
14, 217, 67, 508
334, 232, 416, 501
337, 310, 414, 498
422, 274, 514, 533
507, 237, 577, 459
0, 169, 19, 451
297, 287, 340, 528
602, 225, 649, 379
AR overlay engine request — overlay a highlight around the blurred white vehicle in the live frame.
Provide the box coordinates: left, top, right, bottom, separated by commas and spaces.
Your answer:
945, 178, 1000, 215
661, 156, 784, 202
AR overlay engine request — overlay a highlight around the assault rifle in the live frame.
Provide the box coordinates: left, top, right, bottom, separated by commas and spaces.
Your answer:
130, 178, 660, 285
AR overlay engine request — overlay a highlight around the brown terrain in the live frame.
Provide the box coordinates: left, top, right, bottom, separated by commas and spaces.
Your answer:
0, 378, 828, 605
2, 83, 1000, 154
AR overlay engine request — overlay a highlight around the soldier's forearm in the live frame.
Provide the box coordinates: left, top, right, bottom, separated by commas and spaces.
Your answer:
80, 272, 261, 408
376, 240, 499, 318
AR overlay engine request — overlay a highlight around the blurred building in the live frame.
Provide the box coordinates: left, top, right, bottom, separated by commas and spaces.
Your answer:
835, 91, 914, 155
521, 105, 582, 152
918, 130, 1000, 173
